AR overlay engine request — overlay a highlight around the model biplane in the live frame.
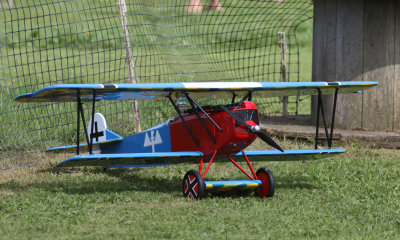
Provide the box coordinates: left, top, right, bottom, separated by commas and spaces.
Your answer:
16, 81, 377, 199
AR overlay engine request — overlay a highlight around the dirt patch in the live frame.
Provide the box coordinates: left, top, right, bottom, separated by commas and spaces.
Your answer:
260, 115, 400, 149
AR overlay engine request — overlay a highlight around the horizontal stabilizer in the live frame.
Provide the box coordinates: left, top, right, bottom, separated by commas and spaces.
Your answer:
46, 129, 122, 153
15, 81, 377, 102
56, 152, 203, 167
236, 149, 345, 161
105, 129, 122, 140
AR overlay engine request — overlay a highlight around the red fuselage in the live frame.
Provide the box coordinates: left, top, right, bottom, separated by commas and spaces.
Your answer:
170, 101, 259, 156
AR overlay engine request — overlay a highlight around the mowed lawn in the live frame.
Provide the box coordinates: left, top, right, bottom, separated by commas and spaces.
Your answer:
1, 139, 399, 239
2, 2, 399, 239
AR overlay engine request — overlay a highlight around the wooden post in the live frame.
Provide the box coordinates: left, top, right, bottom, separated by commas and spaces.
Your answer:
311, 0, 337, 126
118, 0, 141, 132
394, 0, 400, 130
361, 0, 395, 130
278, 32, 288, 116
0, 0, 13, 8
313, 0, 398, 131
334, 0, 364, 129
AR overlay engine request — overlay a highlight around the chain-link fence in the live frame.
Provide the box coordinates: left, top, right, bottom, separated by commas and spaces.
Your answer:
0, 0, 312, 170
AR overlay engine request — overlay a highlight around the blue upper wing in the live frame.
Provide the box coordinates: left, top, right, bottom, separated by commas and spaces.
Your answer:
15, 81, 377, 102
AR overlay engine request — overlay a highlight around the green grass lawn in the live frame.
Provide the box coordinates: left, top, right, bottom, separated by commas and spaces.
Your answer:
3, 2, 398, 239
1, 139, 399, 239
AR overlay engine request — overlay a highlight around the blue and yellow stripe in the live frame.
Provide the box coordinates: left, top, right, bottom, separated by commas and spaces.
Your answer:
204, 180, 261, 192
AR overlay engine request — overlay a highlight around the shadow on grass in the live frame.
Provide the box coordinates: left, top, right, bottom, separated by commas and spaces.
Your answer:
1, 165, 319, 198
1, 166, 182, 195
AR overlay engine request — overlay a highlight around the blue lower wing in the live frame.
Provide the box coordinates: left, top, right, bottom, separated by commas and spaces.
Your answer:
237, 149, 345, 161
57, 149, 344, 168
56, 152, 203, 167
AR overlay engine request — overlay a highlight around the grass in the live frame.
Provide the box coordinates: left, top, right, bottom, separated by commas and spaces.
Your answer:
1, 139, 400, 239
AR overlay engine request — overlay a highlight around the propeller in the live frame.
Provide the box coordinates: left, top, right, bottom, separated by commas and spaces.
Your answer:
220, 105, 284, 152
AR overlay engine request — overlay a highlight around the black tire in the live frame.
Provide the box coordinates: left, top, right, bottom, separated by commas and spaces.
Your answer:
182, 170, 205, 200
255, 167, 275, 198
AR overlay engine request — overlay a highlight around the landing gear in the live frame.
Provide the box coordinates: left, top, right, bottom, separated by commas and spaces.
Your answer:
182, 170, 205, 200
255, 167, 275, 198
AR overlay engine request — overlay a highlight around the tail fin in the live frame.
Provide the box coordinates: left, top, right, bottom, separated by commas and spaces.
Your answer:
88, 113, 107, 142
88, 113, 122, 142
46, 113, 122, 153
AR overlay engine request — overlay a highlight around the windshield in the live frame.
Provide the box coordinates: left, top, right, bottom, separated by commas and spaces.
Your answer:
234, 109, 259, 127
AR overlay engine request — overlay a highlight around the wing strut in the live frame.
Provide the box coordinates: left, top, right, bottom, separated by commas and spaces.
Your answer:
77, 92, 91, 155
315, 88, 338, 149
167, 94, 199, 147
241, 91, 253, 102
231, 92, 237, 104
185, 93, 217, 145
76, 90, 97, 155
89, 90, 97, 154
76, 92, 81, 155
185, 94, 222, 132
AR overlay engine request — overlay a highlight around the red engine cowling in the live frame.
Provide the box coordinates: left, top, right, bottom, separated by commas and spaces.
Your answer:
170, 101, 259, 156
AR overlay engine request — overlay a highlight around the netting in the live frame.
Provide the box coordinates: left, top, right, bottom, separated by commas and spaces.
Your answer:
0, 0, 313, 170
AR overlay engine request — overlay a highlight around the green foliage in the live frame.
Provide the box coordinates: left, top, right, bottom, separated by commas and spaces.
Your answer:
0, 141, 399, 238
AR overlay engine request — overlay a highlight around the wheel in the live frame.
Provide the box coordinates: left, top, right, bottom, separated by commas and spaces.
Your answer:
255, 167, 275, 198
182, 170, 205, 200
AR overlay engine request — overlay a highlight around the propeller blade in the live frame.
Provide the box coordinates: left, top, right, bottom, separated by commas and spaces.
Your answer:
255, 131, 284, 152
219, 105, 284, 152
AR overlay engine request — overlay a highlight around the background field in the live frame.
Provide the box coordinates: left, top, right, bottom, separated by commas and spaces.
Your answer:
1, 139, 400, 239
0, 0, 313, 169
